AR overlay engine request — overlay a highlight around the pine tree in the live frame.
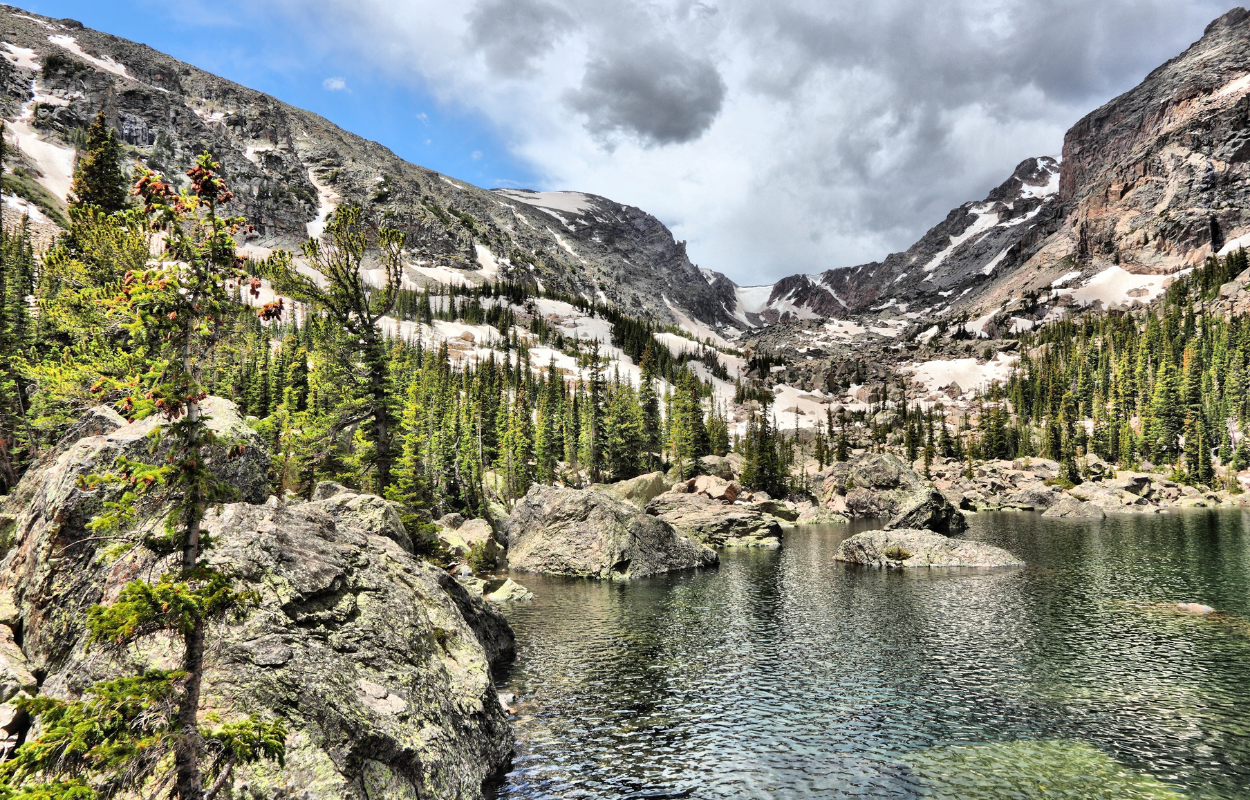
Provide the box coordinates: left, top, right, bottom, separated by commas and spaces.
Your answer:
5, 156, 287, 800
272, 206, 404, 490
68, 111, 129, 213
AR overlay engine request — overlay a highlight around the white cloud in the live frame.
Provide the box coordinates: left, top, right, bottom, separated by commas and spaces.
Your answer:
258, 0, 1232, 284
322, 76, 348, 91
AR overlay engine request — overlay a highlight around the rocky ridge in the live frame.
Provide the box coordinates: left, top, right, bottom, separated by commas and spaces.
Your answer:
0, 6, 737, 331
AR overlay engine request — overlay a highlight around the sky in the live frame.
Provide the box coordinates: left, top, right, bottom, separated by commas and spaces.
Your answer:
19, 0, 1241, 285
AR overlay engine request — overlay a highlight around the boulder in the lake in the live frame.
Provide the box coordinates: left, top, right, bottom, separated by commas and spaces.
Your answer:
1042, 496, 1107, 519
484, 578, 533, 603
506, 486, 718, 578
835, 528, 1025, 568
795, 504, 850, 525
886, 487, 968, 534
646, 491, 782, 547
1003, 482, 1062, 510
818, 453, 931, 518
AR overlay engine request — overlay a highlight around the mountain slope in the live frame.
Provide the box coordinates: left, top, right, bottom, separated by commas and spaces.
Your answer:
734, 7, 1250, 339
0, 7, 737, 331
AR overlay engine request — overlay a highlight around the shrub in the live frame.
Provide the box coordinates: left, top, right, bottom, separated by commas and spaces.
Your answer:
466, 540, 496, 573
883, 545, 912, 561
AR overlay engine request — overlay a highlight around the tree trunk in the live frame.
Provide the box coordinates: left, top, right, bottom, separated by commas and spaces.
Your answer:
175, 617, 206, 800
367, 336, 392, 490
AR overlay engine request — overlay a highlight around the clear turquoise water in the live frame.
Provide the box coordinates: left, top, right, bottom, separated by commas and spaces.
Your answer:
493, 511, 1250, 799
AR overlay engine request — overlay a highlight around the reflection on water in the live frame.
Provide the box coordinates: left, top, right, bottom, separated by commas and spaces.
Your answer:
493, 511, 1250, 799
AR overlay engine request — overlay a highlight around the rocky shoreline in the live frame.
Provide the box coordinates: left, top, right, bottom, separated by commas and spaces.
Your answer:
8, 402, 1235, 798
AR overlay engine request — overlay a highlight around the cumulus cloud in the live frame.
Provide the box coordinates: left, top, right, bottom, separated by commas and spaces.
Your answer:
566, 42, 726, 145
322, 76, 348, 91
255, 0, 1236, 284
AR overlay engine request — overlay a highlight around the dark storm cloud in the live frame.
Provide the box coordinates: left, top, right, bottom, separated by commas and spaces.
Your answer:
714, 0, 1239, 263
565, 41, 727, 145
466, 0, 574, 76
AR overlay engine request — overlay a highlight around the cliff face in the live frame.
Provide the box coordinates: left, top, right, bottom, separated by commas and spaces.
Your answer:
1058, 7, 1250, 271
740, 8, 1250, 332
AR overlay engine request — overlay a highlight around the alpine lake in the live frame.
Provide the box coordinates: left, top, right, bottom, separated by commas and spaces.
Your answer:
490, 510, 1250, 799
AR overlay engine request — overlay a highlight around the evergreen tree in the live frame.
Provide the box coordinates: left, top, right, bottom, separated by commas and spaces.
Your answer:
68, 111, 129, 213
272, 206, 404, 490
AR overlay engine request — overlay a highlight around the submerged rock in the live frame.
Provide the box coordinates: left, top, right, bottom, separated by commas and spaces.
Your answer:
506, 485, 718, 578
1176, 602, 1216, 615
835, 529, 1025, 568
646, 491, 783, 547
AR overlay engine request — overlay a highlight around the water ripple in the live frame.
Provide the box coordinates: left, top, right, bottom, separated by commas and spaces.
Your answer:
494, 511, 1250, 799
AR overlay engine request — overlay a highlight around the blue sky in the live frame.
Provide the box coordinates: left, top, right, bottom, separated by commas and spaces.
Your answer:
12, 1, 1238, 284
19, 0, 541, 191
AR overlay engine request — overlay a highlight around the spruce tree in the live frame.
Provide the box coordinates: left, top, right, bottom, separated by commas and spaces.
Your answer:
68, 111, 129, 213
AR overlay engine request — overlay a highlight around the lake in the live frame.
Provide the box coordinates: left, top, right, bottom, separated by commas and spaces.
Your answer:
492, 511, 1250, 799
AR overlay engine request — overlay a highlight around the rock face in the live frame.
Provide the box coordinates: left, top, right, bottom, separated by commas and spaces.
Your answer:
886, 488, 968, 534
0, 7, 739, 330
0, 400, 514, 798
506, 485, 718, 579
835, 529, 1025, 569
645, 492, 783, 548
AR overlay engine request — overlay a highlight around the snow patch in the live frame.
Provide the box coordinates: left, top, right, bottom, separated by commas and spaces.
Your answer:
906, 354, 1017, 395
494, 189, 595, 215
1020, 167, 1060, 199
980, 248, 1010, 276
1050, 270, 1082, 287
47, 35, 130, 78
3, 192, 49, 224
306, 170, 340, 240
475, 245, 501, 280
6, 91, 76, 202
923, 204, 999, 272
2, 43, 39, 71
1062, 266, 1191, 307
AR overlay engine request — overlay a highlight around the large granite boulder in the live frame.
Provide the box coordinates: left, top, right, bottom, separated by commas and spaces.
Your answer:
819, 453, 928, 518
598, 471, 670, 507
506, 486, 717, 578
835, 529, 1025, 568
886, 488, 968, 534
646, 492, 783, 548
306, 481, 412, 552
0, 399, 514, 798
1003, 482, 1062, 510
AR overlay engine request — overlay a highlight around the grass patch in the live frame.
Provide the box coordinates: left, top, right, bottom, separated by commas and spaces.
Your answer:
904, 739, 1185, 799
883, 545, 912, 561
